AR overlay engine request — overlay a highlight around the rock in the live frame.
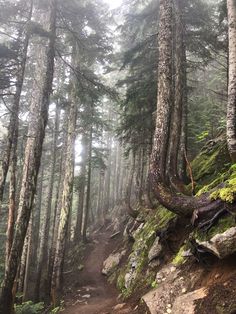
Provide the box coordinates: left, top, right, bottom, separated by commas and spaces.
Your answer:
148, 236, 163, 262
171, 288, 207, 314
78, 264, 84, 271
182, 249, 192, 257
102, 250, 126, 276
82, 294, 91, 298
113, 303, 126, 310
142, 264, 204, 314
125, 270, 137, 289
196, 227, 236, 259
149, 259, 161, 269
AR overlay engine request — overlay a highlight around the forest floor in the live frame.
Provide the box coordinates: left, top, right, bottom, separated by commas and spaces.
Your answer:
61, 228, 145, 314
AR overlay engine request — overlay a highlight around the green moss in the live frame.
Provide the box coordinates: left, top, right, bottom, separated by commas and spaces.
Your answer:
172, 245, 186, 266
210, 166, 236, 203
191, 139, 231, 186
195, 215, 236, 242
196, 163, 236, 202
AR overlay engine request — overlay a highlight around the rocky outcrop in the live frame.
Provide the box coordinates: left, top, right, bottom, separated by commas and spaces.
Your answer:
171, 288, 207, 314
196, 227, 236, 259
142, 264, 204, 314
102, 250, 126, 276
148, 236, 163, 262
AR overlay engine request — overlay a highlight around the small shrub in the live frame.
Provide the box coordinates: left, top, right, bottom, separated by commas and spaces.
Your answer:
15, 301, 44, 314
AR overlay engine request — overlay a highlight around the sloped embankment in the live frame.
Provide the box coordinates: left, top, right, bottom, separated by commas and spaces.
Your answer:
103, 136, 236, 314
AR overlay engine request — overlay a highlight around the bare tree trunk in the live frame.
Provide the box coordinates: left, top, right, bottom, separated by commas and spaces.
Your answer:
17, 231, 29, 294
47, 108, 69, 300
168, 0, 186, 190
51, 98, 77, 306
34, 104, 60, 302
22, 216, 33, 301
0, 1, 57, 311
125, 152, 138, 218
0, 0, 33, 210
74, 134, 88, 242
82, 127, 92, 242
227, 0, 236, 161
115, 143, 122, 203
104, 132, 112, 215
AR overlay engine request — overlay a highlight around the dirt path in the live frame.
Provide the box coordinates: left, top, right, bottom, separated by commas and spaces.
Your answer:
62, 230, 139, 314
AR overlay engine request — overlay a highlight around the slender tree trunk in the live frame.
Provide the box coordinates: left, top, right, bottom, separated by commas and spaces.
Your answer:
82, 127, 92, 242
22, 216, 33, 301
74, 135, 88, 242
34, 104, 60, 302
97, 168, 103, 221
227, 0, 236, 161
115, 143, 121, 203
0, 0, 33, 210
125, 152, 138, 218
0, 1, 57, 311
17, 232, 29, 295
104, 133, 112, 215
169, 0, 187, 190
47, 108, 69, 300
51, 98, 77, 306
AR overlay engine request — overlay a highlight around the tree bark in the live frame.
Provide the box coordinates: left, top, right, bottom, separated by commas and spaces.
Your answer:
34, 104, 60, 302
227, 0, 236, 161
169, 0, 186, 189
82, 127, 92, 242
51, 96, 77, 306
0, 1, 57, 311
74, 134, 88, 242
125, 152, 138, 218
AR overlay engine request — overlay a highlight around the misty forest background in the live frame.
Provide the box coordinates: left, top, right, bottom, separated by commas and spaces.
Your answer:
0, 0, 235, 312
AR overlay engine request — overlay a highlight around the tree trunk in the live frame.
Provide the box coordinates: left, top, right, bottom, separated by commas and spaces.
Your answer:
151, 0, 173, 183
74, 134, 88, 242
82, 127, 92, 242
125, 152, 138, 218
34, 104, 60, 302
227, 0, 236, 161
0, 1, 57, 311
51, 98, 77, 306
22, 215, 33, 301
0, 0, 33, 210
169, 0, 186, 189
47, 108, 69, 300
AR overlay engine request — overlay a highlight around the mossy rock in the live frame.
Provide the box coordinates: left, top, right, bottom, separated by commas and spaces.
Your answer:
210, 164, 236, 203
197, 163, 236, 197
116, 205, 176, 298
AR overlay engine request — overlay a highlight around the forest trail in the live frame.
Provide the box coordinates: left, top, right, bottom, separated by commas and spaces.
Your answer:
62, 229, 140, 314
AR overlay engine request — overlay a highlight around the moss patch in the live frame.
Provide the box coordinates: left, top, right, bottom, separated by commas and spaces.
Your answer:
209, 164, 236, 203
191, 138, 231, 186
172, 245, 186, 266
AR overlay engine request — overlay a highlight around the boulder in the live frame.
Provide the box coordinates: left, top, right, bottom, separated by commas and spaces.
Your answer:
142, 264, 203, 314
171, 288, 207, 314
102, 250, 126, 276
196, 227, 236, 259
148, 236, 162, 262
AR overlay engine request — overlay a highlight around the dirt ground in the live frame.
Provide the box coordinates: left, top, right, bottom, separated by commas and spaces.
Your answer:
61, 229, 146, 314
